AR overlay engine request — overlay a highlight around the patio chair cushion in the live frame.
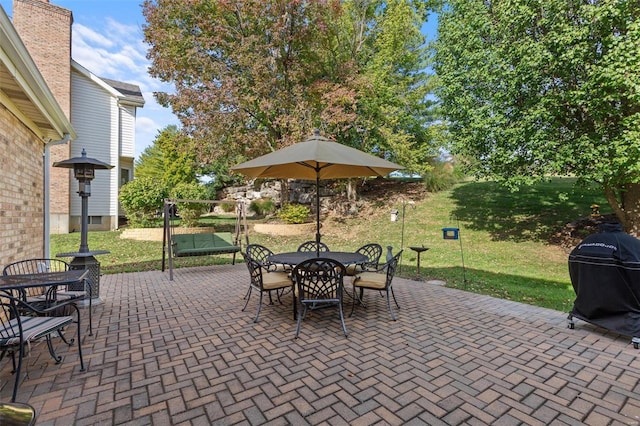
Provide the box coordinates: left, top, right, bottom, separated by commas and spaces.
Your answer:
345, 264, 362, 276
172, 232, 241, 257
0, 315, 73, 346
260, 272, 293, 290
354, 271, 386, 289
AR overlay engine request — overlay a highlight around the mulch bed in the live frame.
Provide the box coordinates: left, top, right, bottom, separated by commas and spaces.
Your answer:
551, 213, 620, 250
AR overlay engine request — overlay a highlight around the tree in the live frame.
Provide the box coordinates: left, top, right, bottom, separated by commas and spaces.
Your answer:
142, 1, 355, 163
170, 182, 210, 227
434, 0, 640, 233
135, 125, 198, 187
119, 177, 168, 227
141, 0, 438, 177
346, 0, 439, 175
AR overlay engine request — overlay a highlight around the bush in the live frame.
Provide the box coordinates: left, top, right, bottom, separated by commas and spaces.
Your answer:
422, 162, 459, 192
220, 201, 237, 213
249, 198, 275, 216
277, 203, 310, 224
170, 182, 210, 227
119, 177, 168, 227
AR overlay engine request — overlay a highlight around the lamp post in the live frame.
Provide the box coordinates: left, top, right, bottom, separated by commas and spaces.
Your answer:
53, 149, 113, 304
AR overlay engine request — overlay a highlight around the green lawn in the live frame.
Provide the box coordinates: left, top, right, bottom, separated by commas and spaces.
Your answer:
51, 177, 608, 312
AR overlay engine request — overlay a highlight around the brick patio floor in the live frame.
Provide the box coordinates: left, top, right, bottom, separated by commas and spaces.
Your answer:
1, 264, 640, 425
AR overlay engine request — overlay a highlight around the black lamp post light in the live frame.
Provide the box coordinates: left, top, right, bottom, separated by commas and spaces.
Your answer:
53, 149, 113, 303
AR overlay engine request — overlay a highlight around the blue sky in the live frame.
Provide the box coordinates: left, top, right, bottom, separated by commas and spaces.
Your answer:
0, 0, 438, 160
0, 0, 178, 159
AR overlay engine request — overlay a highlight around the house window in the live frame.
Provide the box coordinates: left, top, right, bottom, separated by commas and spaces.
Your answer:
121, 169, 131, 186
89, 216, 102, 225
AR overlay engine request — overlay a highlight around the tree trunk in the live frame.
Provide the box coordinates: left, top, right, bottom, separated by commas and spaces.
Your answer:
280, 179, 290, 206
346, 179, 357, 202
605, 183, 640, 237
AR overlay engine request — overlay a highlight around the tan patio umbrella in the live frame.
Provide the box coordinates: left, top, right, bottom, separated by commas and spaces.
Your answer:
231, 130, 405, 250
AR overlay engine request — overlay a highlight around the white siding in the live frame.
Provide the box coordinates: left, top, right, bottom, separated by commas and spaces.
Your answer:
120, 106, 135, 158
70, 70, 117, 218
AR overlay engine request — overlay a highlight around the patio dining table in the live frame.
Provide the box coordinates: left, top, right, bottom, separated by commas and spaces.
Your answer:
0, 269, 91, 371
268, 252, 367, 320
0, 269, 88, 291
0, 269, 92, 334
268, 251, 367, 267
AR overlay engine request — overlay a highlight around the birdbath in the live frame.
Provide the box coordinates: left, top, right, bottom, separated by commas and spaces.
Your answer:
408, 246, 429, 278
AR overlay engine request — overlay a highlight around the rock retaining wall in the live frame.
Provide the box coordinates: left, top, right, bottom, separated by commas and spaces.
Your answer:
219, 179, 358, 216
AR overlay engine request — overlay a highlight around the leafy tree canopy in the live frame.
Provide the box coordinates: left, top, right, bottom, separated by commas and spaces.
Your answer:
142, 0, 439, 176
434, 0, 640, 232
135, 125, 198, 187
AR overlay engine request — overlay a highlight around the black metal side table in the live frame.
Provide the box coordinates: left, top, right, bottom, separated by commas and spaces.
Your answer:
408, 246, 429, 277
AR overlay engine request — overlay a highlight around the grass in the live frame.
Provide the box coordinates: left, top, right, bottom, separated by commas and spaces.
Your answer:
51, 176, 608, 313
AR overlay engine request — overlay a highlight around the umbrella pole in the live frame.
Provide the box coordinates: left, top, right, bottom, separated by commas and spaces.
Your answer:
315, 172, 321, 257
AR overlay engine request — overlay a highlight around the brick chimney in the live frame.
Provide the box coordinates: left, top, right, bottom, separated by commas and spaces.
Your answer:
12, 0, 73, 233
13, 0, 72, 117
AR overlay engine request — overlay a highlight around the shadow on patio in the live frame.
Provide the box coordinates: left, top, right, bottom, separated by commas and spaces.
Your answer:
1, 264, 639, 425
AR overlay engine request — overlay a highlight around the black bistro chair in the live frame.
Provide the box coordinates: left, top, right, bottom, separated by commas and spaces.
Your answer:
345, 243, 383, 277
296, 241, 330, 253
350, 250, 403, 321
2, 258, 94, 336
292, 257, 348, 338
0, 294, 84, 402
241, 254, 293, 323
245, 244, 288, 272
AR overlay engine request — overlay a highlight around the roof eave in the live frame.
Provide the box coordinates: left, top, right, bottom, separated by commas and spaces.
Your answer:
0, 6, 76, 141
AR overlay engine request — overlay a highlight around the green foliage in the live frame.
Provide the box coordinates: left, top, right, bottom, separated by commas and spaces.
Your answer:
277, 204, 310, 224
53, 177, 604, 312
422, 162, 459, 192
135, 125, 199, 188
433, 0, 640, 230
118, 177, 168, 227
170, 182, 210, 227
220, 202, 236, 213
200, 159, 245, 196
345, 0, 440, 175
142, 0, 439, 179
249, 198, 276, 217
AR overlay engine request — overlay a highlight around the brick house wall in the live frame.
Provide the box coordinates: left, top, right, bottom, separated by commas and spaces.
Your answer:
13, 0, 72, 233
0, 106, 45, 263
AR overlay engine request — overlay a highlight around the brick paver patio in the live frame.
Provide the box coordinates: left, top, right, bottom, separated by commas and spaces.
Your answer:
1, 264, 639, 425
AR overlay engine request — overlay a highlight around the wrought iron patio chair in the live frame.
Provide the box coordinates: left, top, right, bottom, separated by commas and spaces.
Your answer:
242, 255, 294, 323
350, 250, 403, 321
244, 244, 291, 299
345, 243, 382, 276
245, 244, 288, 272
293, 257, 348, 338
2, 258, 94, 336
0, 294, 84, 402
296, 240, 330, 253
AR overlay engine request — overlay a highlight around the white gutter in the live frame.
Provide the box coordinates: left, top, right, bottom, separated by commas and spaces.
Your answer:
43, 133, 71, 258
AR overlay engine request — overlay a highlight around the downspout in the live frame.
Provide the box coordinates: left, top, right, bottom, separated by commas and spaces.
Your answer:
43, 133, 71, 258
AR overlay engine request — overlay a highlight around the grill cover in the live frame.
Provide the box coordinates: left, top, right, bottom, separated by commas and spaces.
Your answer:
568, 222, 640, 337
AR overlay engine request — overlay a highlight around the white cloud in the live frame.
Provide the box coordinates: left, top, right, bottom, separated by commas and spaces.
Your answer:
70, 19, 177, 159
105, 17, 140, 40
71, 23, 115, 48
136, 116, 157, 133
135, 97, 179, 157
72, 23, 146, 81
